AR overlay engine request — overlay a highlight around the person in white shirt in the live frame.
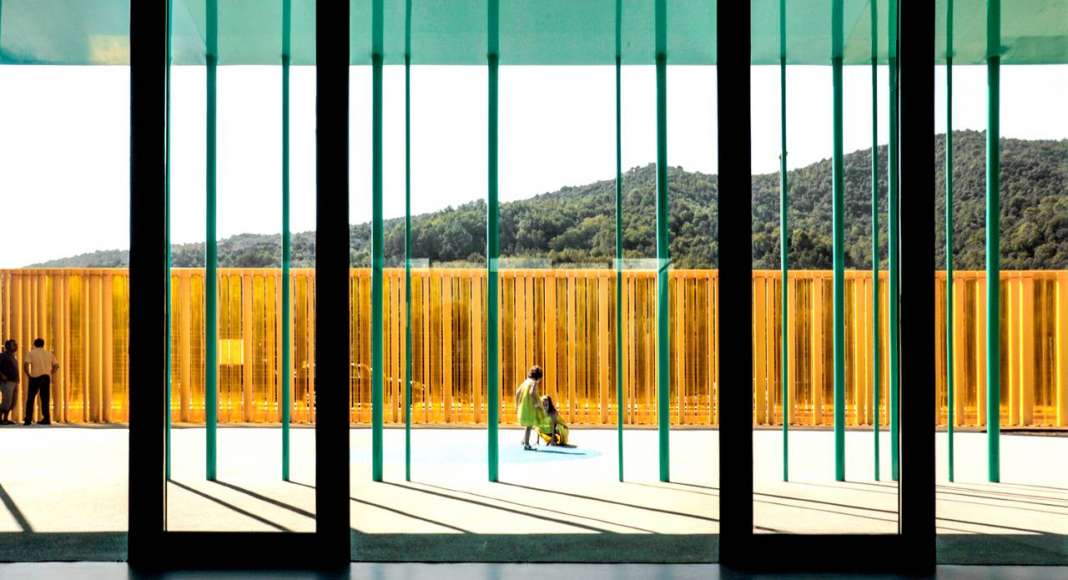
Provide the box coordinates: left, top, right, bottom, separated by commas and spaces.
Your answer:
23, 337, 58, 426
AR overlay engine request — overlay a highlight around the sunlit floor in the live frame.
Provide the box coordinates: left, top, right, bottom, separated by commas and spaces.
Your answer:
0, 425, 1065, 561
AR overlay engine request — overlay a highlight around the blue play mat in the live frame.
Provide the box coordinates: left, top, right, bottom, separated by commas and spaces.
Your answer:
352, 440, 601, 465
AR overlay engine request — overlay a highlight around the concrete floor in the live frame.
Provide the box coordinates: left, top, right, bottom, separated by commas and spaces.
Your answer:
0, 426, 1065, 562
1, 563, 1067, 580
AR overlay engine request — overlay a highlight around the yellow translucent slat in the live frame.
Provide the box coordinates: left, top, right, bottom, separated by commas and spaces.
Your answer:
0, 268, 1064, 429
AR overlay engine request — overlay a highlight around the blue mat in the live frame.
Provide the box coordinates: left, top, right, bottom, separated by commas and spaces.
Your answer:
352, 441, 601, 465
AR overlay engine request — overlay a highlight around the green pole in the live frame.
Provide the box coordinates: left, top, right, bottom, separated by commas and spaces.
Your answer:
870, 0, 880, 482
888, 0, 900, 482
281, 0, 292, 482
371, 0, 384, 483
487, 0, 500, 483
986, 0, 1001, 483
778, 0, 789, 483
404, 0, 413, 483
654, 0, 670, 483
832, 0, 845, 483
614, 0, 625, 483
165, 0, 173, 482
946, 0, 956, 483
205, 0, 218, 482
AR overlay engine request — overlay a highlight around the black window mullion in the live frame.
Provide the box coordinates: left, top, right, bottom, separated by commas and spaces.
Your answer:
128, 0, 168, 565
128, 0, 352, 567
716, 0, 937, 573
716, 0, 754, 564
315, 0, 352, 565
898, 0, 937, 569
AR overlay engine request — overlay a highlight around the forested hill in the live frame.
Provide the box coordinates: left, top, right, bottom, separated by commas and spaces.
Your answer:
31, 131, 1068, 270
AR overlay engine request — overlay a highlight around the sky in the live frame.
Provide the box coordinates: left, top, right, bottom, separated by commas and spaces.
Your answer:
0, 64, 1065, 267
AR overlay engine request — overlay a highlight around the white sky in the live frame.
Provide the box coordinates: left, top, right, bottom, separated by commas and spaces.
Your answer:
0, 65, 1065, 267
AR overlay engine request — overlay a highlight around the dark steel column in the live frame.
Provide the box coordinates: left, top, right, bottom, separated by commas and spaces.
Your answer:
316, 0, 352, 562
898, 0, 936, 569
128, 0, 168, 561
717, 0, 753, 562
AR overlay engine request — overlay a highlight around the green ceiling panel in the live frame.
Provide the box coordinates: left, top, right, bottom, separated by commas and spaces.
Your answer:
935, 0, 1068, 64
406, 0, 486, 65
0, 0, 1065, 66
0, 0, 130, 64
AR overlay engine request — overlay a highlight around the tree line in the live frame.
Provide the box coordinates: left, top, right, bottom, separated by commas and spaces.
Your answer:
34, 131, 1067, 271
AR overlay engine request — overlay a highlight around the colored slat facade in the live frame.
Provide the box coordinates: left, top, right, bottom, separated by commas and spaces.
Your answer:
1, 268, 1064, 430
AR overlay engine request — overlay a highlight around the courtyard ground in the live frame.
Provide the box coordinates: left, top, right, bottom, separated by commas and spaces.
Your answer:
0, 426, 1065, 562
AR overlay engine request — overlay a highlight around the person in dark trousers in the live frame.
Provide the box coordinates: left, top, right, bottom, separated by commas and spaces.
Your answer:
23, 337, 58, 426
0, 340, 18, 425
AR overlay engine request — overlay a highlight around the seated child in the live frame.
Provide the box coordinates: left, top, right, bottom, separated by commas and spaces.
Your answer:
536, 395, 570, 446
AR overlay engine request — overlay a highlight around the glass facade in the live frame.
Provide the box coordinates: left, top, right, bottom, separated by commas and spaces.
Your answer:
0, 0, 1065, 569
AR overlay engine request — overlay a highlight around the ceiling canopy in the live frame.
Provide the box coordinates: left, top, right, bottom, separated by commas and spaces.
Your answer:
0, 1, 1065, 66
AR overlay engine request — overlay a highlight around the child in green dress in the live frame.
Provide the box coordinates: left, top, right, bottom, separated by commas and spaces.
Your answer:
514, 365, 543, 450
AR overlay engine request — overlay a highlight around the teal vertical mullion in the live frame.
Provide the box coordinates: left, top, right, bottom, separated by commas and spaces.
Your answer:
654, 0, 670, 484
487, 0, 500, 483
205, 0, 218, 482
870, 0, 880, 482
371, 0, 384, 483
404, 0, 413, 483
281, 0, 292, 482
888, 0, 901, 482
831, 0, 845, 483
614, 0, 624, 483
986, 0, 1001, 483
946, 0, 956, 484
165, 0, 173, 482
778, 0, 789, 483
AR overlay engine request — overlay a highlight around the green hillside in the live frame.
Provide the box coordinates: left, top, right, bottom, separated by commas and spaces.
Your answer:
32, 131, 1068, 270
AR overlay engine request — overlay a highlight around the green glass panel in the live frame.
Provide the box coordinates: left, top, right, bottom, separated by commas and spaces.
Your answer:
2, 1, 1066, 66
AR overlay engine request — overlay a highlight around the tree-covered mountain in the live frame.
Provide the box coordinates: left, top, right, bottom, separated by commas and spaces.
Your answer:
31, 131, 1068, 270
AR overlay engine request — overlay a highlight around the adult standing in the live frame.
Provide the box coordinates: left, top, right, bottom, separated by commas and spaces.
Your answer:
23, 337, 58, 426
0, 340, 18, 425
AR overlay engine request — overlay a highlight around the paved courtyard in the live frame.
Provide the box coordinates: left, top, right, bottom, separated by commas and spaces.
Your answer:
0, 425, 1065, 562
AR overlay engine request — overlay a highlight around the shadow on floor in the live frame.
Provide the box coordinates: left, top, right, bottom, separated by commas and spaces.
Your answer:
0, 533, 126, 562
937, 535, 1068, 565
168, 481, 291, 532
350, 532, 719, 563
0, 483, 33, 532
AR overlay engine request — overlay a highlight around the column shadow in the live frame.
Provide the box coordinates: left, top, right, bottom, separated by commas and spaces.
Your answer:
168, 480, 289, 532
0, 483, 33, 532
286, 479, 471, 533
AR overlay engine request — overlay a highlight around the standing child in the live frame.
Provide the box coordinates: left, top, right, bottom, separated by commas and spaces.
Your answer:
514, 365, 543, 450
